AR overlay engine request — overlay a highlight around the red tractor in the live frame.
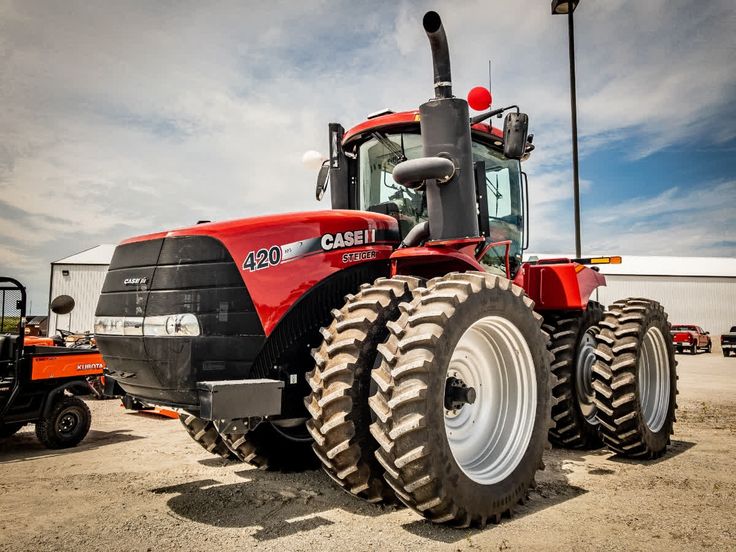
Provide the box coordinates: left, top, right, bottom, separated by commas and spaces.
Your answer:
95, 12, 677, 527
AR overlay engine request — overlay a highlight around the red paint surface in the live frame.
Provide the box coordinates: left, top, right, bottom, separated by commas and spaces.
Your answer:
342, 110, 503, 144
122, 210, 399, 335
515, 262, 606, 311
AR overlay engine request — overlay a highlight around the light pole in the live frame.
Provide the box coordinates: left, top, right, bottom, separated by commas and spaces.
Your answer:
552, 0, 582, 258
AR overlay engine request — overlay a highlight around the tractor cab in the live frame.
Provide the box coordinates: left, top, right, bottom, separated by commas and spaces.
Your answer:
317, 110, 531, 277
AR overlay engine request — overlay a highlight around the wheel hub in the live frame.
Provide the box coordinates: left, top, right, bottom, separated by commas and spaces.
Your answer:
575, 329, 599, 424
58, 411, 79, 435
444, 315, 537, 486
444, 376, 477, 411
638, 326, 670, 432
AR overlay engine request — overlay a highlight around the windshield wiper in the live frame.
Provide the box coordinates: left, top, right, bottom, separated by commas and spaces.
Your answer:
373, 132, 406, 165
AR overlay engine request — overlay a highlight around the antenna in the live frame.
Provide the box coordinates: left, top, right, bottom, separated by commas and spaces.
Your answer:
488, 60, 492, 98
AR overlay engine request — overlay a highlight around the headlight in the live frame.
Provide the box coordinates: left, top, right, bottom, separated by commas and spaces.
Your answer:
94, 316, 124, 336
123, 317, 144, 336
143, 314, 200, 336
94, 314, 199, 337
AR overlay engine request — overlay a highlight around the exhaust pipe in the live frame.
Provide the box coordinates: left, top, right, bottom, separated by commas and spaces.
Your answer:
392, 11, 479, 242
423, 11, 452, 99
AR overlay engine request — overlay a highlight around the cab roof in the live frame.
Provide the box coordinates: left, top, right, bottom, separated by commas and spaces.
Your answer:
343, 110, 504, 145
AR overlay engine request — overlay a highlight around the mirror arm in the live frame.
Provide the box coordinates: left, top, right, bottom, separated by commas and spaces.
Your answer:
470, 105, 519, 125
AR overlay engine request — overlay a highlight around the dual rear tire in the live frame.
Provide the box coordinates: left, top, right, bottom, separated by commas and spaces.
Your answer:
591, 298, 677, 458
307, 272, 552, 527
545, 302, 604, 449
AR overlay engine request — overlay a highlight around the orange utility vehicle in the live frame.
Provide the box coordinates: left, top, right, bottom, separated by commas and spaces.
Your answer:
0, 277, 105, 448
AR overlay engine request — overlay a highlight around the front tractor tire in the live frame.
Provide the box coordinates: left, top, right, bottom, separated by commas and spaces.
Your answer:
369, 272, 552, 527
545, 302, 604, 449
179, 413, 235, 459
305, 276, 420, 503
221, 421, 318, 472
591, 298, 678, 459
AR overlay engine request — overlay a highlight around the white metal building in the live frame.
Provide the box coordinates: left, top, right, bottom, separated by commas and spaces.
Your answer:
48, 244, 115, 336
532, 254, 736, 338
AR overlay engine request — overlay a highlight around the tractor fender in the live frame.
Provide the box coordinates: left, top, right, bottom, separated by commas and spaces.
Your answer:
390, 244, 485, 280
514, 262, 606, 311
42, 381, 93, 417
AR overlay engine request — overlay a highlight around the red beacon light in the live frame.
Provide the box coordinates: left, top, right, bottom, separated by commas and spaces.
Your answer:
467, 86, 492, 111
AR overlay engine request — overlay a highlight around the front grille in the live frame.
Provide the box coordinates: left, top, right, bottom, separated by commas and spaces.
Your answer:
95, 235, 265, 407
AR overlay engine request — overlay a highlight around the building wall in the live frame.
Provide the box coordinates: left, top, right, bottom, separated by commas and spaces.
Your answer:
594, 275, 736, 338
48, 264, 108, 336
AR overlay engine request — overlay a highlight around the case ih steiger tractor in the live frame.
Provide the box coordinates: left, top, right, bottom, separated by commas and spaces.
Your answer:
95, 12, 677, 527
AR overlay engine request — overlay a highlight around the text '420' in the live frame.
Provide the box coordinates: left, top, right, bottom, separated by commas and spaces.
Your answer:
243, 246, 282, 272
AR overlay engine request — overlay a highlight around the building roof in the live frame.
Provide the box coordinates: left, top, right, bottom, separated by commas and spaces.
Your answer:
528, 254, 736, 278
27, 316, 48, 325
52, 244, 116, 265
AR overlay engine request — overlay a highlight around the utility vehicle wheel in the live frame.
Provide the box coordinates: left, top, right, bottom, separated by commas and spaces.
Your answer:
723, 350, 730, 357
0, 422, 24, 438
591, 298, 677, 458
545, 302, 604, 449
706, 341, 712, 354
369, 272, 552, 527
179, 413, 235, 459
221, 421, 318, 472
35, 396, 91, 449
305, 276, 420, 503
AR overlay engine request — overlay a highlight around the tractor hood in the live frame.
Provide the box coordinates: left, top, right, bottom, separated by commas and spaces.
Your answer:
114, 210, 400, 335
95, 209, 399, 407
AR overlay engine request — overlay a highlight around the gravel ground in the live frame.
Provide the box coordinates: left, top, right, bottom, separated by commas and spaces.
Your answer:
1, 353, 734, 551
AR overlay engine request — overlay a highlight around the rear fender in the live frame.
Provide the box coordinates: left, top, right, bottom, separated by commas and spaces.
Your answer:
514, 262, 606, 311
42, 381, 93, 417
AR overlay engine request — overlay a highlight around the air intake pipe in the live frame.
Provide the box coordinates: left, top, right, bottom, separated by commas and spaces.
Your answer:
393, 11, 479, 241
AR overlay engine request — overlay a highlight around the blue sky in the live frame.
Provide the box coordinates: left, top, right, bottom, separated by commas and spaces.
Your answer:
1, 0, 735, 312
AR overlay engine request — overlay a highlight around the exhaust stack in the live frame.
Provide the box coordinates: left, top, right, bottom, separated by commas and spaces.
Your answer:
417, 11, 479, 241
423, 11, 452, 99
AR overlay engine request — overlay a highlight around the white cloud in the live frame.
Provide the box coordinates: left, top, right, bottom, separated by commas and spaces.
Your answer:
0, 0, 735, 310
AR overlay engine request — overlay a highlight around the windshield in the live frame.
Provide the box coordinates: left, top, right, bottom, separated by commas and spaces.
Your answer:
357, 131, 523, 273
671, 326, 696, 332
358, 132, 426, 235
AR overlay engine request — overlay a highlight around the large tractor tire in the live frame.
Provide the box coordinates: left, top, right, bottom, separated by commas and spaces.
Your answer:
369, 272, 552, 527
35, 395, 91, 449
545, 301, 604, 449
591, 298, 677, 459
0, 422, 24, 438
305, 276, 420, 503
221, 421, 318, 472
179, 413, 235, 459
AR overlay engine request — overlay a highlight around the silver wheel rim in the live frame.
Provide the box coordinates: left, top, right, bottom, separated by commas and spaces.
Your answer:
444, 315, 537, 485
638, 326, 670, 432
575, 330, 599, 424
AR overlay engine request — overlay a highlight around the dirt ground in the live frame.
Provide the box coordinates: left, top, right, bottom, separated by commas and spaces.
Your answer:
1, 353, 734, 552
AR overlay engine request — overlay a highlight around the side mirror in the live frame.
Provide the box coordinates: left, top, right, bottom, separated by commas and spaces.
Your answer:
503, 112, 529, 160
50, 294, 75, 315
315, 161, 330, 201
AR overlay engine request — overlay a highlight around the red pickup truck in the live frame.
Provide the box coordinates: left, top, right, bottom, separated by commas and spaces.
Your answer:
671, 325, 712, 354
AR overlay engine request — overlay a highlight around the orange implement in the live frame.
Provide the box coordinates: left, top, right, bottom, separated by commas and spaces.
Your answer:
31, 353, 106, 381
24, 336, 56, 347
